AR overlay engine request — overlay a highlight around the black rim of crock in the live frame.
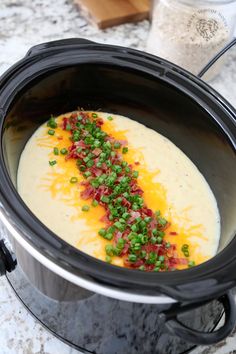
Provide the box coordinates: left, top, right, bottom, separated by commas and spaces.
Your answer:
0, 39, 235, 302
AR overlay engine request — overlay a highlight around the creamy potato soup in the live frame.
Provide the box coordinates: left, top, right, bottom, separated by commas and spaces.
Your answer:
17, 111, 220, 271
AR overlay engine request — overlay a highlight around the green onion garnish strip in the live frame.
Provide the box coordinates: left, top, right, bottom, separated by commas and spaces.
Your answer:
49, 111, 194, 271
49, 160, 57, 166
70, 177, 78, 184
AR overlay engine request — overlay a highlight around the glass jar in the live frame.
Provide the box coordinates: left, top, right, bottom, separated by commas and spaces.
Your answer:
146, 0, 236, 80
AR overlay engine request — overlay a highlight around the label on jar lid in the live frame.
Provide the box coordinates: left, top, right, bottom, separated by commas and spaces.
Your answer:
187, 8, 229, 47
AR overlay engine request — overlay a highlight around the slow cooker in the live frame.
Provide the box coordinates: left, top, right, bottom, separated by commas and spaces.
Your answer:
0, 38, 236, 354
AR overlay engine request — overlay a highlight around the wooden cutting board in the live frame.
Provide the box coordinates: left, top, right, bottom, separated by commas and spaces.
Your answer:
74, 0, 150, 29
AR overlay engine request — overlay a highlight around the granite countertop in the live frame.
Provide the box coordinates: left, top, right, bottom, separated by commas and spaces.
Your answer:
0, 1, 236, 353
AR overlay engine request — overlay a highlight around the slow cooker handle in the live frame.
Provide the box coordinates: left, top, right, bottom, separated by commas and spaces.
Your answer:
0, 239, 17, 276
198, 37, 236, 78
25, 38, 95, 57
160, 290, 236, 345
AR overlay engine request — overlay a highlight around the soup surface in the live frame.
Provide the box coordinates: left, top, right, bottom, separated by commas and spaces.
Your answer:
17, 111, 220, 271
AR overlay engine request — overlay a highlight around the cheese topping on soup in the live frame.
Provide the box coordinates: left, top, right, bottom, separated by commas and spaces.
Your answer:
17, 111, 220, 271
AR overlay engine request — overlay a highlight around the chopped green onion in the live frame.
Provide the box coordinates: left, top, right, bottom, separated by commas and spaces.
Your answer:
139, 265, 145, 271
133, 171, 139, 178
158, 217, 168, 226
122, 212, 130, 220
123, 192, 129, 199
79, 165, 86, 172
157, 231, 165, 237
84, 171, 91, 178
107, 116, 113, 121
92, 113, 98, 118
119, 218, 126, 224
113, 247, 121, 256
70, 177, 78, 183
154, 267, 160, 272
101, 195, 109, 203
92, 200, 98, 207
96, 161, 103, 168
184, 251, 190, 257
112, 165, 122, 174
94, 140, 101, 148
117, 238, 126, 249
146, 252, 157, 264
60, 148, 68, 155
122, 147, 128, 154
47, 117, 57, 129
104, 233, 113, 240
128, 254, 137, 262
150, 237, 157, 244
141, 235, 148, 244
139, 220, 146, 229
49, 160, 57, 166
133, 243, 141, 251
157, 237, 163, 244
144, 217, 152, 223
82, 205, 90, 212
181, 244, 189, 252
105, 245, 114, 256
53, 147, 59, 155
188, 260, 195, 268
83, 156, 90, 163
98, 228, 106, 237
48, 129, 55, 136
114, 142, 121, 149
140, 250, 147, 259
114, 221, 125, 231
131, 224, 138, 232
66, 124, 71, 131
87, 160, 94, 167
105, 255, 112, 263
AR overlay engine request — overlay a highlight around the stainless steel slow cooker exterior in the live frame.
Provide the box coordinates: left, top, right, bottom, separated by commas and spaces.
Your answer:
0, 38, 236, 353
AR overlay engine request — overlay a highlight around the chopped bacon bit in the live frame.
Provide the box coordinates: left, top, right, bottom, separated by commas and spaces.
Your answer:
100, 214, 111, 223
159, 221, 171, 231
121, 198, 131, 208
90, 167, 102, 177
76, 140, 87, 148
120, 242, 129, 256
80, 180, 89, 186
145, 208, 153, 217
93, 148, 102, 156
114, 231, 123, 242
80, 186, 94, 200
96, 118, 104, 126
117, 139, 128, 146
71, 112, 78, 119
169, 231, 178, 235
62, 117, 68, 130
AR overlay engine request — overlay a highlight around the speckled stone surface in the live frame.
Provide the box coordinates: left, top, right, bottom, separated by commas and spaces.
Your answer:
0, 1, 236, 353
